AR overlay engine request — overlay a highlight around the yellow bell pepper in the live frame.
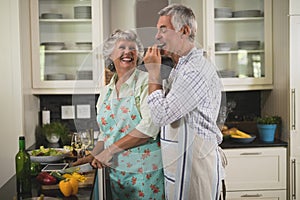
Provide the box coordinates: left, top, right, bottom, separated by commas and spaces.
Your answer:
59, 178, 79, 197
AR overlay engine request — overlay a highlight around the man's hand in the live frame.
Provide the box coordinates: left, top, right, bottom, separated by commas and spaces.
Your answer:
144, 45, 162, 84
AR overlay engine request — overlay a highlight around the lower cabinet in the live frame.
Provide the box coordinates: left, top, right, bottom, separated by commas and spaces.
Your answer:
226, 190, 286, 200
223, 147, 287, 200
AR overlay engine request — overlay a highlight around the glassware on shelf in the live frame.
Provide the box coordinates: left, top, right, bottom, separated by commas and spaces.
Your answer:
252, 54, 262, 78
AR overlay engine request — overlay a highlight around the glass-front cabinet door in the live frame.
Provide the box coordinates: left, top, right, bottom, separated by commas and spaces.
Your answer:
205, 0, 273, 91
30, 0, 104, 94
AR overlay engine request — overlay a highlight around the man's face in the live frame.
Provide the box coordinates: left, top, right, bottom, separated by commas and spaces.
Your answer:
155, 15, 182, 56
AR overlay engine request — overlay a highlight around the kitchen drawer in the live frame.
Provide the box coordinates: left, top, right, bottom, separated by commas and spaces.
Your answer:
226, 190, 286, 200
224, 147, 286, 191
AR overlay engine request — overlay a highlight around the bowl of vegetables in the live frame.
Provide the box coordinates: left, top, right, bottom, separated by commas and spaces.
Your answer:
29, 146, 70, 163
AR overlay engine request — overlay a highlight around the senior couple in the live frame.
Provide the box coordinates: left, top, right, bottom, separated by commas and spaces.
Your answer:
73, 4, 226, 200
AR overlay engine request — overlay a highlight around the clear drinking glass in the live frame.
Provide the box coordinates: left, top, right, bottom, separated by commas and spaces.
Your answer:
71, 132, 82, 159
80, 131, 92, 156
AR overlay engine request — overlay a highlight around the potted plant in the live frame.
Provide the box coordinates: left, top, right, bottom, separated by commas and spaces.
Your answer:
41, 122, 69, 144
256, 115, 281, 143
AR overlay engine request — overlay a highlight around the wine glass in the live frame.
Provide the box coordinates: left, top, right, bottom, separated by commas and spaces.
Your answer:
71, 132, 82, 159
80, 131, 92, 157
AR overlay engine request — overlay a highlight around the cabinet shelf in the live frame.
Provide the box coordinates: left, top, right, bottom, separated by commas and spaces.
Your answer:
215, 49, 264, 54
215, 17, 264, 22
44, 50, 92, 54
39, 19, 92, 23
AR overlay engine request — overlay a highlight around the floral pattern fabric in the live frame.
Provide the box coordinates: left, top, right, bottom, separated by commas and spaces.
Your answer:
97, 76, 164, 200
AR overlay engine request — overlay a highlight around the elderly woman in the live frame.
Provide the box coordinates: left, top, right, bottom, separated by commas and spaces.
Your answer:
87, 29, 164, 199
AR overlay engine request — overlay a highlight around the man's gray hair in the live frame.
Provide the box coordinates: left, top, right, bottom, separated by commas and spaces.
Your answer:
158, 4, 197, 42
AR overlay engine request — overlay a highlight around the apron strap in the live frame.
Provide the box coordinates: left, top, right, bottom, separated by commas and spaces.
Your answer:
104, 70, 140, 101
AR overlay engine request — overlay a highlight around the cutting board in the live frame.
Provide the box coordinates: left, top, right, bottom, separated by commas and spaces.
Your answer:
41, 170, 96, 190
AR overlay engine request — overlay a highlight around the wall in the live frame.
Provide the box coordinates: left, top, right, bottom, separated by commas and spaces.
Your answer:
110, 0, 136, 32
0, 0, 39, 188
261, 0, 289, 142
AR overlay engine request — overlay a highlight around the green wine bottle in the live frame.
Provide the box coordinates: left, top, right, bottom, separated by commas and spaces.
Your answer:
15, 136, 32, 197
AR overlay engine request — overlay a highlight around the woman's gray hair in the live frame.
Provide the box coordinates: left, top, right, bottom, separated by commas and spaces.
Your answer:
158, 4, 197, 42
103, 29, 144, 71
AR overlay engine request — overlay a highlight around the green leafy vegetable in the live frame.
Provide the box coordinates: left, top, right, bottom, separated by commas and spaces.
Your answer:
31, 146, 63, 156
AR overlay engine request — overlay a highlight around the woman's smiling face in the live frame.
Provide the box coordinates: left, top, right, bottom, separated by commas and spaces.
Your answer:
110, 40, 138, 71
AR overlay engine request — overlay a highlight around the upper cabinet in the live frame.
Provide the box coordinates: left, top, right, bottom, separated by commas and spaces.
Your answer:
30, 0, 104, 94
203, 0, 273, 91
289, 0, 300, 15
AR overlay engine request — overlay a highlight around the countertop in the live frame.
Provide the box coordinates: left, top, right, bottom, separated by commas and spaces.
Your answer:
220, 137, 288, 149
0, 170, 96, 200
0, 142, 97, 200
0, 138, 287, 199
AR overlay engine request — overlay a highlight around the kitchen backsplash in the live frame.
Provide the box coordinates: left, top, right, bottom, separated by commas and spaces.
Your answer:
40, 94, 99, 133
39, 91, 261, 133
225, 91, 260, 122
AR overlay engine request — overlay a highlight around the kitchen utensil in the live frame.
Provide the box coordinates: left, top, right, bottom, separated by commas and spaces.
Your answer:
41, 163, 69, 172
233, 10, 261, 18
61, 163, 93, 174
237, 40, 260, 50
41, 13, 63, 19
46, 73, 67, 80
74, 6, 91, 19
76, 42, 92, 50
215, 42, 234, 51
41, 42, 65, 50
215, 7, 232, 18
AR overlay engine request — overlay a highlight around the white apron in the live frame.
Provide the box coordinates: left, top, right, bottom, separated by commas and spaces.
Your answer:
160, 117, 225, 200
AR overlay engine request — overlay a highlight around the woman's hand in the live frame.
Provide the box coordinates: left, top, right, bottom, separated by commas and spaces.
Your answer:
93, 146, 114, 168
72, 154, 94, 166
91, 158, 105, 169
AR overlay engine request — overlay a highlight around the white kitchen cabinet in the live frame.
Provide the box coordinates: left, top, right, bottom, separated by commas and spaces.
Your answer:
289, 13, 300, 200
202, 0, 273, 91
226, 190, 286, 200
30, 0, 104, 94
289, 0, 300, 15
224, 147, 286, 199
261, 1, 300, 199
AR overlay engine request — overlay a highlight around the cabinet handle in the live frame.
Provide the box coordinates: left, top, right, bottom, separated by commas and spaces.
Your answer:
292, 159, 296, 199
241, 194, 263, 198
240, 152, 262, 155
291, 88, 296, 130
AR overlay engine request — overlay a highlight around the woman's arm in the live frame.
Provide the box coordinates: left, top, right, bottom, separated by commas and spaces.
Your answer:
92, 129, 150, 167
109, 129, 150, 154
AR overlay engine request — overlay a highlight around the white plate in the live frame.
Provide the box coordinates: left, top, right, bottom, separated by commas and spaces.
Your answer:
29, 148, 70, 163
